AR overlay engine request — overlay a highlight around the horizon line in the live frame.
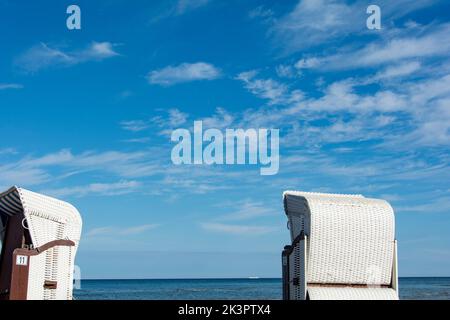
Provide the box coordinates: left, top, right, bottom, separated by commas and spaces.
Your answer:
77, 276, 450, 281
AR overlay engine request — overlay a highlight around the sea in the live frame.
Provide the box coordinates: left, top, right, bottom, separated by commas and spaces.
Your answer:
74, 277, 450, 300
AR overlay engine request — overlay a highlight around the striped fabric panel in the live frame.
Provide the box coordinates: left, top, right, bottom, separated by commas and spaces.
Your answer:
0, 189, 23, 216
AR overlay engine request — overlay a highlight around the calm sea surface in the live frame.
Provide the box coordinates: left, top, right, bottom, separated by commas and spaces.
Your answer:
74, 277, 450, 300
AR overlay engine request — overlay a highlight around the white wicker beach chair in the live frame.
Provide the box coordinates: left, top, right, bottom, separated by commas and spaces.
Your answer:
281, 191, 398, 300
0, 186, 82, 300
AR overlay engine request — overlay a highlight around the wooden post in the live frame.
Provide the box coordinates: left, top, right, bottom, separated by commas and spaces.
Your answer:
9, 250, 31, 300
0, 214, 25, 300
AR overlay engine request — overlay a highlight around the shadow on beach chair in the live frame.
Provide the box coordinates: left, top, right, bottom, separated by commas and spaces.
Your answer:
282, 191, 398, 300
0, 186, 82, 300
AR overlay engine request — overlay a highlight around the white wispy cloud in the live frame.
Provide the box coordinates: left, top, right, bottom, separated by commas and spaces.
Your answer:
0, 83, 23, 90
200, 222, 276, 235
0, 148, 164, 190
304, 79, 408, 113
201, 107, 234, 129
118, 90, 134, 99
150, 0, 212, 22
373, 61, 422, 81
120, 224, 160, 235
0, 148, 18, 155
122, 109, 186, 134
151, 108, 189, 135
41, 180, 141, 198
275, 65, 299, 79
297, 23, 450, 71
248, 5, 274, 21
158, 173, 233, 195
396, 196, 450, 214
122, 137, 151, 144
84, 226, 115, 237
0, 166, 50, 189
176, 0, 210, 15
0, 144, 264, 198
123, 108, 189, 137
216, 199, 276, 221
294, 57, 320, 70
120, 120, 151, 132
148, 62, 221, 86
0, 146, 262, 197
353, 23, 450, 68
236, 70, 298, 105
166, 108, 189, 126
16, 42, 119, 72
270, 0, 438, 54
82, 42, 119, 60
85, 224, 160, 237
271, 0, 357, 52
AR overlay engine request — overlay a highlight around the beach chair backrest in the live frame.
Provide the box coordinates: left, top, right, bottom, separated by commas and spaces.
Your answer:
284, 191, 395, 286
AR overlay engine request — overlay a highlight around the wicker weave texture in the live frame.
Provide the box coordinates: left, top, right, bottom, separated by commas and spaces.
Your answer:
308, 287, 398, 300
27, 254, 46, 300
17, 188, 82, 248
284, 191, 395, 286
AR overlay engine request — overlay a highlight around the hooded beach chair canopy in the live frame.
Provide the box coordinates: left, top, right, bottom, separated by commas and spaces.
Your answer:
282, 191, 398, 300
0, 186, 82, 300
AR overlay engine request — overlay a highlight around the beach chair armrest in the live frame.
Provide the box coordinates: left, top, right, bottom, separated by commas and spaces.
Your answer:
282, 232, 307, 300
391, 240, 398, 294
16, 239, 76, 257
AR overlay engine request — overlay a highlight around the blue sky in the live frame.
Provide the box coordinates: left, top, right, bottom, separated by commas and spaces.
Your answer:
0, 0, 449, 278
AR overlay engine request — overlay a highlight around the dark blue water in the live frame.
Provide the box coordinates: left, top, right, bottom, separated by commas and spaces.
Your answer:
74, 277, 450, 300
